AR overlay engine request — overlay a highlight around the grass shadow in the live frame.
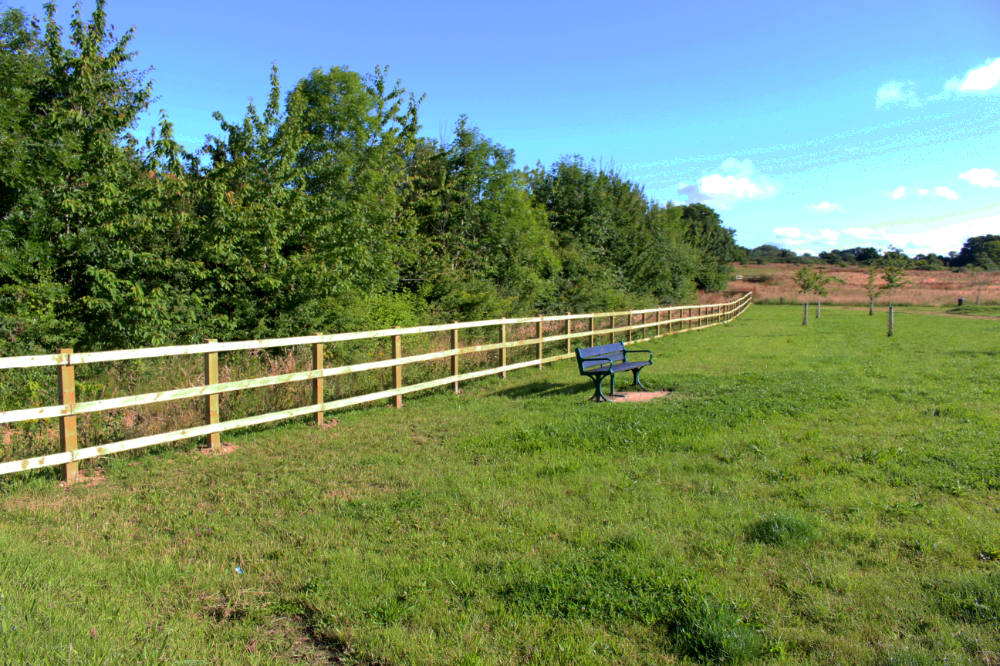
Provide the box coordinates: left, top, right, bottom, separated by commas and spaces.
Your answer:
490, 381, 592, 400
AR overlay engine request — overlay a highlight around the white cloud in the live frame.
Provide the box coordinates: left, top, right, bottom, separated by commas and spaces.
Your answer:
841, 214, 1000, 256
773, 226, 839, 248
876, 80, 921, 108
959, 167, 1000, 188
944, 57, 1000, 94
887, 186, 906, 200
904, 186, 960, 200
809, 201, 843, 213
699, 174, 764, 198
678, 158, 776, 207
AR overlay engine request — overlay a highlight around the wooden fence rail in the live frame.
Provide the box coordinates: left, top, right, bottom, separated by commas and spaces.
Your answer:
0, 292, 752, 481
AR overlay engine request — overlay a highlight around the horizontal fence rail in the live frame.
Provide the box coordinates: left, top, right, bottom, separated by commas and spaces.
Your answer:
0, 292, 752, 481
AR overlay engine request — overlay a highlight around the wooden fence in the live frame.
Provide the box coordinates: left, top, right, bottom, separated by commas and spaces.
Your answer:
0, 292, 752, 482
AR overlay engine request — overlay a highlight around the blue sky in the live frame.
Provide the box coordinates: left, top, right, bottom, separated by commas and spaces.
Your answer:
10, 0, 1000, 255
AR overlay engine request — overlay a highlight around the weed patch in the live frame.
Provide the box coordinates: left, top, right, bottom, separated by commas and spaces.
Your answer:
745, 514, 815, 545
499, 546, 775, 662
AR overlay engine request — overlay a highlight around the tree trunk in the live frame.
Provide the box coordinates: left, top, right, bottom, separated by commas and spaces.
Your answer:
868, 298, 874, 315
802, 302, 808, 326
816, 299, 821, 318
887, 304, 894, 337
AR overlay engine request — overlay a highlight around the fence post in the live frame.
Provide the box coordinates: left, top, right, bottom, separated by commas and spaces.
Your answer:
657, 308, 662, 337
204, 339, 221, 451
500, 323, 508, 379
57, 348, 78, 484
537, 314, 544, 369
393, 327, 403, 408
589, 314, 595, 347
628, 311, 633, 343
451, 322, 460, 394
565, 313, 572, 355
610, 315, 615, 344
313, 335, 324, 426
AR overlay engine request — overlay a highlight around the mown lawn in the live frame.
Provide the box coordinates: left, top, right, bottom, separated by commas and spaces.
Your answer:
2, 305, 999, 664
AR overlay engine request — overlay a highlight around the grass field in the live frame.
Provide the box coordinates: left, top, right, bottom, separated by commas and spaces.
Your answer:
2, 305, 999, 664
732, 263, 1000, 306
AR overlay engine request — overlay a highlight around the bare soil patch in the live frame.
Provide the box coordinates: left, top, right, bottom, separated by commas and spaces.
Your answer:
609, 390, 671, 403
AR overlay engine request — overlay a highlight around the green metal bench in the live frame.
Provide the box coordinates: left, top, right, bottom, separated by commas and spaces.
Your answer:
575, 341, 653, 402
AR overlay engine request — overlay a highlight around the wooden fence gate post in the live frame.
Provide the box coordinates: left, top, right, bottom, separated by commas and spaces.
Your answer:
451, 323, 460, 394
500, 323, 508, 379
57, 348, 78, 484
313, 335, 324, 426
536, 315, 544, 369
565, 313, 572, 355
204, 339, 221, 450
393, 327, 403, 408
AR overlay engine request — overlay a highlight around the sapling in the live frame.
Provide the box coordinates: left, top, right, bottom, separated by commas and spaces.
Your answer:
793, 265, 817, 326
879, 249, 910, 337
811, 268, 843, 319
863, 265, 881, 315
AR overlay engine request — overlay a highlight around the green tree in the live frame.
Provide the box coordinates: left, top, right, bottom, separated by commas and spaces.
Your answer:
879, 248, 910, 337
792, 265, 818, 325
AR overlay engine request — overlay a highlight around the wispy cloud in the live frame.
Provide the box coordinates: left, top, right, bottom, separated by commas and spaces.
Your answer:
933, 186, 959, 200
677, 158, 776, 207
876, 57, 1000, 108
886, 185, 958, 200
875, 81, 920, 108
773, 226, 839, 247
808, 201, 842, 213
959, 167, 1000, 188
842, 214, 1000, 255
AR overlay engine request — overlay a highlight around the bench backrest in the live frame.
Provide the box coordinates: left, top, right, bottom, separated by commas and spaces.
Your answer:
576, 341, 626, 372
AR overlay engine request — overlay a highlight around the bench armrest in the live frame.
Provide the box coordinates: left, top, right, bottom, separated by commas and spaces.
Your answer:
579, 356, 615, 371
624, 349, 653, 363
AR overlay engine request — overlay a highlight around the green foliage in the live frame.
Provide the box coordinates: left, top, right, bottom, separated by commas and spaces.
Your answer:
879, 248, 911, 305
0, 3, 743, 354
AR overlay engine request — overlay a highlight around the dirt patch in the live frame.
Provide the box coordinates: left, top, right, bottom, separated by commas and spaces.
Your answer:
198, 443, 239, 456
609, 390, 671, 403
59, 468, 107, 488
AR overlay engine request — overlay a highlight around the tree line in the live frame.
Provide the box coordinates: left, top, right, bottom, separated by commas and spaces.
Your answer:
742, 236, 1000, 271
0, 2, 739, 355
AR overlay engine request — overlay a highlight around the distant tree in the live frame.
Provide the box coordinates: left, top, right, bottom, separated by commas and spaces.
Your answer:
954, 235, 1000, 269
792, 265, 818, 325
880, 248, 910, 337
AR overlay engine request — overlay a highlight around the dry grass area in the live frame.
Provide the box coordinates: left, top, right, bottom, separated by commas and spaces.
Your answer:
731, 263, 1000, 306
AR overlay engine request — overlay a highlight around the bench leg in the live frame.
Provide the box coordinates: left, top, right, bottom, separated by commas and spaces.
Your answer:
632, 368, 649, 391
609, 373, 626, 398
589, 375, 611, 402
